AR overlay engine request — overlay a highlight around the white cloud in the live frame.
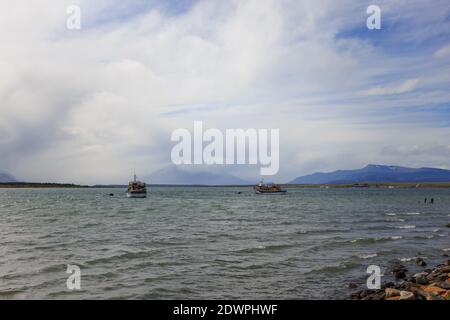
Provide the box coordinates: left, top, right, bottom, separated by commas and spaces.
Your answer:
360, 79, 420, 96
434, 43, 450, 58
0, 0, 449, 184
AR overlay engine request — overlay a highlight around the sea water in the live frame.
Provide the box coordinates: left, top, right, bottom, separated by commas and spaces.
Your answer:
0, 187, 449, 299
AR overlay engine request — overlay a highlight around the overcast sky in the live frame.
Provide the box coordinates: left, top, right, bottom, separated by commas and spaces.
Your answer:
1, 0, 450, 184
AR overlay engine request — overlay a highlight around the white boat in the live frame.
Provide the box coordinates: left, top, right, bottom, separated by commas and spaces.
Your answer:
127, 174, 147, 198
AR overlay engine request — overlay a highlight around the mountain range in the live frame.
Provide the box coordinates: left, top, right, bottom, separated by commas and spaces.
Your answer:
289, 164, 450, 184
0, 171, 17, 183
3, 164, 450, 185
146, 165, 251, 185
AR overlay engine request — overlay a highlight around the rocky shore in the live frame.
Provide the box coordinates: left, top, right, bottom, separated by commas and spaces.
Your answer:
350, 259, 450, 300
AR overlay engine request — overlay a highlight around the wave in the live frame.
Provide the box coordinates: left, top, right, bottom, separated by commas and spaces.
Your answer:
395, 225, 416, 229
358, 253, 378, 259
305, 261, 360, 275
414, 234, 434, 240
385, 218, 405, 222
385, 213, 397, 216
235, 243, 293, 253
406, 212, 420, 215
349, 236, 402, 244
399, 257, 416, 262
295, 227, 352, 235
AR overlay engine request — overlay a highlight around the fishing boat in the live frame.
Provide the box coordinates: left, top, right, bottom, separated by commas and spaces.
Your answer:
127, 174, 147, 198
254, 180, 286, 194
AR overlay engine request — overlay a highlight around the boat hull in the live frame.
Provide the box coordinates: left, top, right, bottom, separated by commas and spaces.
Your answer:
126, 192, 147, 198
254, 190, 287, 195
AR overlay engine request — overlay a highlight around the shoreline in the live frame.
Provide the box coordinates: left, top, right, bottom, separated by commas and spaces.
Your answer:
0, 182, 89, 188
1, 181, 450, 188
350, 259, 450, 300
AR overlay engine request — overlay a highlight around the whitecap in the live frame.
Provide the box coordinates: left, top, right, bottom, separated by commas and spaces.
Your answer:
390, 236, 403, 240
415, 235, 434, 239
406, 212, 420, 215
386, 218, 405, 222
359, 253, 378, 259
399, 257, 416, 262
385, 213, 397, 216
396, 225, 416, 229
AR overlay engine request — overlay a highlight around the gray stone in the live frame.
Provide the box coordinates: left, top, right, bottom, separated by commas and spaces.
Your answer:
416, 276, 429, 285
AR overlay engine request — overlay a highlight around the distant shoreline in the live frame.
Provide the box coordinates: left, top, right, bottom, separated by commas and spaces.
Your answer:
1, 181, 450, 188
0, 182, 89, 188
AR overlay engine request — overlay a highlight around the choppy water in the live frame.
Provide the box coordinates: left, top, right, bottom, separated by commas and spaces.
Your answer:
0, 187, 449, 299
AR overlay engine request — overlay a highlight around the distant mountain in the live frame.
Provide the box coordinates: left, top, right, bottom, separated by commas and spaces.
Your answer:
0, 171, 17, 183
147, 165, 251, 185
289, 164, 450, 184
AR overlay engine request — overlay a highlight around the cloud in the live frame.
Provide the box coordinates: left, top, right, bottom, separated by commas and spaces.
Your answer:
0, 0, 450, 184
434, 44, 450, 58
360, 79, 420, 96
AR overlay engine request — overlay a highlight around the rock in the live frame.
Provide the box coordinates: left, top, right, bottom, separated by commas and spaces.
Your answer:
407, 276, 416, 283
372, 292, 386, 300
399, 290, 415, 300
416, 276, 429, 285
426, 268, 443, 280
446, 223, 450, 228
392, 264, 408, 272
409, 286, 429, 300
350, 292, 361, 300
414, 272, 428, 277
346, 282, 358, 289
385, 288, 401, 297
415, 257, 427, 267
349, 259, 450, 300
355, 289, 385, 300
421, 285, 446, 294
397, 281, 411, 291
436, 281, 450, 290
393, 270, 407, 280
392, 264, 408, 279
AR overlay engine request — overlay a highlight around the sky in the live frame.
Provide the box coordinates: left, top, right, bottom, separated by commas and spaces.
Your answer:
0, 0, 450, 184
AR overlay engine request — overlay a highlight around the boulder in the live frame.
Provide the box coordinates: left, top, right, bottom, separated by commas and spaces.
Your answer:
399, 291, 415, 300
393, 270, 407, 280
385, 288, 401, 297
436, 281, 450, 290
416, 276, 429, 285
345, 282, 358, 289
415, 257, 427, 267
421, 285, 446, 294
